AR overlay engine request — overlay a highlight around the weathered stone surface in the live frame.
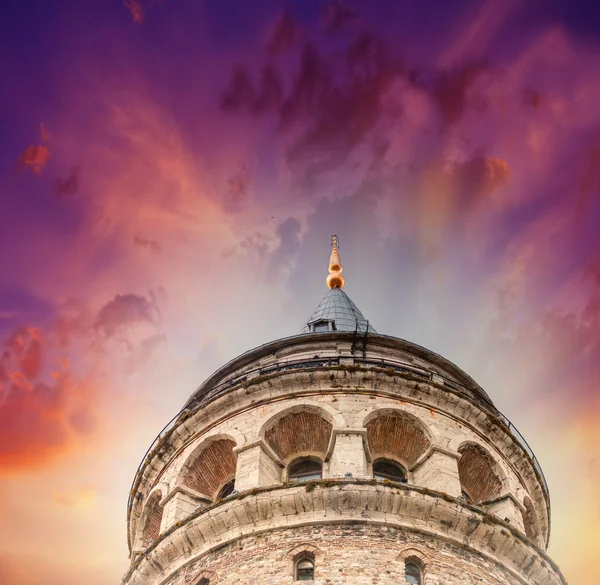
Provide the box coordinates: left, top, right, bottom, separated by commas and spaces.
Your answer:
124, 334, 562, 585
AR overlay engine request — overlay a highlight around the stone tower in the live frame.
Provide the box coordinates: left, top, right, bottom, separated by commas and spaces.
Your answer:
123, 237, 567, 585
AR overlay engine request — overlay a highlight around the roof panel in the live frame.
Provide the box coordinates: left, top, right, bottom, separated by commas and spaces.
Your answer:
299, 288, 377, 334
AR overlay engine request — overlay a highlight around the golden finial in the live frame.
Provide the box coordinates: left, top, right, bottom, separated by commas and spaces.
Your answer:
326, 235, 345, 289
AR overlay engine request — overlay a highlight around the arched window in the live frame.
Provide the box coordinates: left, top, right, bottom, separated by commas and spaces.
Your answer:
217, 479, 235, 499
198, 579, 209, 585
373, 459, 407, 483
288, 458, 322, 482
296, 557, 315, 580
405, 562, 422, 585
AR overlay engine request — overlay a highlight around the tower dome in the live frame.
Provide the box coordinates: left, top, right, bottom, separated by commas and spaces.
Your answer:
123, 237, 567, 585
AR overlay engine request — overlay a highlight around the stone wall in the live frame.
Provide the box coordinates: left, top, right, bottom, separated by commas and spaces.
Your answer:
124, 334, 560, 585
168, 524, 535, 585
123, 482, 565, 585
131, 385, 543, 550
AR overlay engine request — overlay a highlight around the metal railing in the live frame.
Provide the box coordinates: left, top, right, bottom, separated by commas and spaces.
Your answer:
127, 353, 549, 523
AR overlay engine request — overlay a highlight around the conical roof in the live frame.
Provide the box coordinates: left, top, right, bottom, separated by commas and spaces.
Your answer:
300, 287, 377, 334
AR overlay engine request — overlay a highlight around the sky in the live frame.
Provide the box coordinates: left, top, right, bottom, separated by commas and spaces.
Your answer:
0, 0, 599, 583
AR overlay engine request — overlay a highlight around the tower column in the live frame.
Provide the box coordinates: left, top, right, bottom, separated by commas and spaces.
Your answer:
233, 439, 283, 491
483, 494, 526, 532
411, 446, 462, 497
159, 485, 211, 532
326, 429, 370, 478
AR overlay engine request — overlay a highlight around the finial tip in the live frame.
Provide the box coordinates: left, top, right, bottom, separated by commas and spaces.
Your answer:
327, 234, 345, 288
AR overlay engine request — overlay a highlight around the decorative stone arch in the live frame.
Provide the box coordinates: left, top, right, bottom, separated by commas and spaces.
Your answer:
260, 403, 339, 464
449, 434, 514, 488
177, 433, 238, 501
259, 401, 345, 435
398, 546, 429, 585
285, 542, 323, 561
356, 404, 442, 438
363, 408, 432, 469
398, 547, 429, 578
138, 489, 164, 548
396, 546, 431, 564
455, 440, 507, 504
286, 543, 321, 581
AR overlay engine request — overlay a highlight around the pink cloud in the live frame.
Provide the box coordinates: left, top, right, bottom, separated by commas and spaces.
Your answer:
124, 0, 144, 25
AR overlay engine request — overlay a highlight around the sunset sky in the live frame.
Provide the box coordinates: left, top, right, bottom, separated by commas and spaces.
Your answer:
0, 1, 599, 583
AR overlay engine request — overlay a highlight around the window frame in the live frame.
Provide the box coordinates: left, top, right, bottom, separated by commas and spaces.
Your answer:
405, 561, 422, 585
372, 458, 408, 483
217, 478, 235, 499
287, 457, 323, 482
295, 556, 315, 581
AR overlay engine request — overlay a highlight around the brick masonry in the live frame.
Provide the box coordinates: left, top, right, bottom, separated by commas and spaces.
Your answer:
123, 334, 565, 585
167, 524, 545, 585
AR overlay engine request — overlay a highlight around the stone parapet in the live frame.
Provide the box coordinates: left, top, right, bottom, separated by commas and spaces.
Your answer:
123, 481, 565, 585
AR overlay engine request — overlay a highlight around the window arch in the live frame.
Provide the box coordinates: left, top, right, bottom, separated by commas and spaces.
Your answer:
405, 562, 422, 584
365, 410, 430, 469
288, 458, 322, 482
141, 491, 164, 548
457, 443, 504, 504
217, 479, 235, 499
373, 458, 407, 483
295, 557, 315, 580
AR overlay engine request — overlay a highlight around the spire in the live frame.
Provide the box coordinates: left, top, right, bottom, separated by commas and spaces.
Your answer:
326, 235, 345, 289
300, 235, 376, 334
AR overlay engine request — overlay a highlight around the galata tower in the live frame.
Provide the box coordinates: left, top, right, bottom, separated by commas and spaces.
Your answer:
123, 236, 567, 585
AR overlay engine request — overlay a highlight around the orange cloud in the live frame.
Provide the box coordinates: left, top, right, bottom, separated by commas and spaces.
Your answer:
17, 144, 50, 175
52, 486, 98, 508
0, 326, 99, 473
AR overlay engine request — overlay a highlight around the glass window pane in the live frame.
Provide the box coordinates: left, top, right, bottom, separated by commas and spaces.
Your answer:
405, 563, 421, 585
217, 479, 235, 499
373, 460, 406, 482
296, 558, 314, 581
289, 459, 323, 482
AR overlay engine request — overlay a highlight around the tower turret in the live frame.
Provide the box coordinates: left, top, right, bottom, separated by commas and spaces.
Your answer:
123, 237, 566, 585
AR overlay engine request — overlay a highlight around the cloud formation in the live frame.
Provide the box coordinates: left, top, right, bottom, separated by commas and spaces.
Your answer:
0, 326, 98, 472
266, 10, 302, 55
94, 293, 159, 339
53, 166, 80, 199
17, 145, 50, 175
124, 0, 144, 25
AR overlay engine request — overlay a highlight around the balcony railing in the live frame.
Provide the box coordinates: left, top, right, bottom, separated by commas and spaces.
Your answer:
127, 354, 549, 522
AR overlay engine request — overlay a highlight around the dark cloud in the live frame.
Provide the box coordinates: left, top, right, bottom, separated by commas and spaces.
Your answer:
94, 293, 158, 338
451, 155, 511, 201
578, 136, 600, 214
522, 88, 543, 110
134, 235, 161, 253
267, 217, 301, 279
411, 61, 488, 126
54, 166, 80, 199
322, 0, 359, 31
266, 10, 302, 55
219, 65, 283, 114
222, 232, 271, 259
282, 34, 402, 186
124, 0, 144, 25
225, 165, 251, 211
